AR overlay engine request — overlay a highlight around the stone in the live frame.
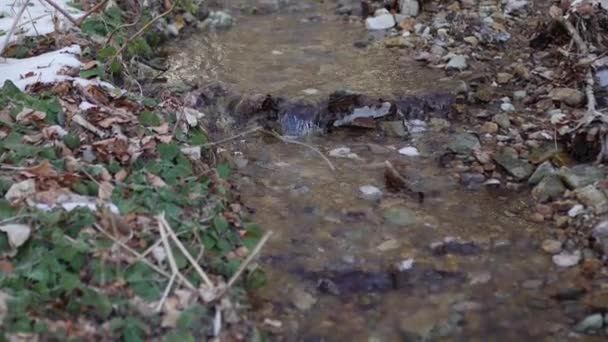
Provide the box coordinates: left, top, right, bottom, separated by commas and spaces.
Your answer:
205, 11, 234, 29
446, 55, 468, 70
505, 0, 529, 15
592, 220, 608, 255
377, 239, 400, 251
541, 239, 562, 254
480, 122, 499, 134
493, 152, 534, 181
398, 146, 420, 157
360, 185, 383, 201
383, 207, 418, 226
496, 73, 514, 84
513, 90, 527, 101
532, 175, 566, 202
574, 313, 604, 333
549, 88, 585, 106
292, 288, 317, 311
552, 250, 581, 267
559, 165, 605, 189
385, 36, 413, 48
329, 147, 359, 159
568, 204, 585, 217
400, 0, 420, 17
493, 113, 511, 129
575, 185, 608, 214
380, 121, 408, 138
475, 87, 493, 103
463, 36, 478, 46
500, 102, 516, 112
366, 14, 396, 30
430, 44, 447, 56
528, 161, 556, 186
447, 133, 480, 155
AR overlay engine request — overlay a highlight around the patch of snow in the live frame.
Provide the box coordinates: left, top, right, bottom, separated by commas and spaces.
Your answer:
0, 0, 83, 51
396, 257, 415, 271
406, 119, 427, 133
398, 146, 420, 156
328, 147, 360, 160
359, 185, 382, 201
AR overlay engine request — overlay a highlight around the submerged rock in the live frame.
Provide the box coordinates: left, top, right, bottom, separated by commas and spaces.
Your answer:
532, 175, 566, 202
528, 161, 556, 186
205, 11, 234, 29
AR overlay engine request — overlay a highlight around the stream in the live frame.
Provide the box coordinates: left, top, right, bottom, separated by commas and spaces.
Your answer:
165, 1, 592, 340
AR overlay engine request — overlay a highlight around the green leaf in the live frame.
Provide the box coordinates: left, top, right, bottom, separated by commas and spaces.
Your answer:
164, 331, 195, 342
98, 46, 117, 60
216, 164, 231, 179
213, 215, 228, 231
63, 134, 80, 149
246, 269, 267, 290
138, 111, 161, 127
157, 143, 179, 161
79, 66, 102, 79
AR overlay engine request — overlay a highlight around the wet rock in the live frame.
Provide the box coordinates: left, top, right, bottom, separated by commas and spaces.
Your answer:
549, 88, 585, 107
574, 313, 604, 333
366, 13, 396, 30
493, 113, 511, 129
575, 185, 608, 214
380, 121, 408, 138
592, 220, 608, 255
559, 165, 605, 189
333, 102, 392, 128
279, 101, 320, 136
513, 90, 527, 101
431, 239, 482, 256
291, 288, 317, 311
552, 250, 581, 267
480, 122, 499, 134
392, 267, 466, 290
205, 11, 234, 30
400, 0, 420, 17
528, 161, 556, 186
447, 133, 480, 155
541, 239, 563, 254
532, 175, 566, 202
493, 152, 533, 181
383, 207, 418, 226
317, 270, 394, 293
446, 55, 468, 70
360, 185, 383, 201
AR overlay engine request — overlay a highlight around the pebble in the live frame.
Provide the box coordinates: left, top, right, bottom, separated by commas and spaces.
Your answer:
359, 185, 383, 201
446, 55, 468, 70
500, 102, 516, 112
366, 14, 396, 30
574, 313, 604, 333
541, 239, 562, 254
328, 147, 359, 159
568, 204, 585, 217
552, 250, 581, 267
513, 90, 527, 101
291, 288, 317, 311
377, 239, 400, 251
398, 146, 420, 156
549, 88, 585, 106
480, 122, 499, 134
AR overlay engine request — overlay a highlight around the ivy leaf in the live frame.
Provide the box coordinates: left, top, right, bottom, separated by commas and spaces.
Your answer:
216, 164, 231, 179
138, 111, 161, 126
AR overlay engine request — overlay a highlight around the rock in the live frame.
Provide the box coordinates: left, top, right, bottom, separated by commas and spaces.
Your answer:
431, 238, 482, 256
366, 14, 396, 30
541, 239, 562, 254
359, 185, 383, 201
452, 301, 482, 312
205, 11, 234, 30
493, 152, 533, 181
513, 63, 531, 80
430, 44, 447, 56
493, 113, 511, 129
480, 122, 499, 134
496, 73, 514, 84
291, 288, 317, 311
549, 88, 585, 106
574, 313, 604, 333
383, 207, 418, 226
447, 133, 480, 155
552, 250, 581, 267
592, 220, 608, 255
377, 239, 400, 251
500, 102, 516, 112
384, 36, 413, 48
528, 161, 556, 186
532, 175, 566, 202
463, 36, 479, 46
568, 204, 585, 217
575, 185, 608, 214
474, 87, 494, 103
398, 146, 420, 157
329, 147, 360, 159
505, 0, 529, 15
513, 90, 527, 101
400, 0, 420, 17
446, 55, 468, 70
380, 121, 408, 138
559, 165, 605, 189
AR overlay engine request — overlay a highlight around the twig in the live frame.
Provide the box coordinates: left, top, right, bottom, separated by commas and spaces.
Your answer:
1, 0, 32, 57
201, 126, 263, 147
156, 272, 176, 312
111, 1, 177, 60
42, 0, 80, 26
77, 0, 110, 25
104, 19, 139, 47
158, 214, 215, 288
24, 5, 39, 36
156, 216, 192, 310
263, 130, 336, 172
226, 231, 272, 289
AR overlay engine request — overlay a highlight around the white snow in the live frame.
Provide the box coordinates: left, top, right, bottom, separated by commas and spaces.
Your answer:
0, 0, 83, 51
398, 146, 420, 156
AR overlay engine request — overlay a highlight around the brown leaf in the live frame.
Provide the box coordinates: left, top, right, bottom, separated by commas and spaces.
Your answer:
15, 108, 46, 124
145, 172, 167, 187
98, 181, 114, 200
0, 260, 14, 273
115, 169, 128, 182
26, 160, 58, 178
151, 122, 170, 134
82, 60, 99, 70
549, 5, 563, 18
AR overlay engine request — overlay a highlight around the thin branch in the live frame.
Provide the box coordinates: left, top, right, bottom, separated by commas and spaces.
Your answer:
1, 0, 32, 57
226, 231, 272, 289
76, 0, 110, 25
263, 130, 336, 172
42, 0, 80, 26
201, 126, 263, 147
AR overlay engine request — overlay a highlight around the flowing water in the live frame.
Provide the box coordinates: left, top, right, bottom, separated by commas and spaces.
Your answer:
166, 2, 591, 340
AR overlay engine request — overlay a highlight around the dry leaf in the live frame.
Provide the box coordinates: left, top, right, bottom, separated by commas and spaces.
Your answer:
26, 160, 58, 178
98, 181, 114, 200
82, 60, 99, 70
146, 172, 167, 187
0, 260, 13, 274
5, 179, 36, 202
115, 169, 128, 182
549, 5, 563, 18
151, 122, 170, 134
15, 108, 46, 124
0, 224, 32, 249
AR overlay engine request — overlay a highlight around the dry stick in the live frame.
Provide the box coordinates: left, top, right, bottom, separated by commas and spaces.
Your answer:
156, 217, 189, 311
41, 0, 80, 26
201, 126, 263, 147
226, 231, 272, 289
158, 214, 215, 288
1, 0, 32, 57
156, 272, 176, 312
264, 130, 336, 172
111, 1, 177, 60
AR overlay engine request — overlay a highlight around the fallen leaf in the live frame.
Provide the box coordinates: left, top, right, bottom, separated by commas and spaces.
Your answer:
115, 169, 128, 182
82, 60, 99, 70
151, 122, 170, 134
0, 224, 32, 249
26, 160, 58, 178
15, 108, 46, 124
5, 179, 36, 202
0, 260, 14, 273
146, 172, 167, 187
98, 181, 114, 200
